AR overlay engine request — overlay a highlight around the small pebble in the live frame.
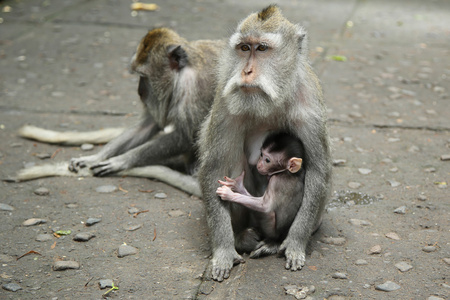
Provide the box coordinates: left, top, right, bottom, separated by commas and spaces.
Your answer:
348, 182, 362, 189
388, 138, 400, 142
375, 281, 401, 292
369, 245, 382, 255
387, 180, 401, 187
394, 206, 406, 214
389, 167, 399, 173
321, 237, 346, 246
349, 219, 372, 226
168, 209, 185, 217
355, 259, 368, 265
424, 167, 436, 173
36, 234, 53, 242
0, 203, 14, 211
408, 145, 420, 153
154, 192, 167, 199
358, 168, 372, 175
99, 279, 114, 289
422, 246, 437, 253
36, 153, 51, 159
2, 283, 22, 292
118, 244, 138, 257
95, 185, 117, 193
418, 194, 427, 201
440, 154, 450, 161
443, 258, 450, 266
73, 232, 95, 242
81, 143, 94, 151
332, 272, 348, 279
332, 159, 346, 166
23, 218, 47, 226
385, 232, 401, 240
123, 223, 142, 231
34, 187, 50, 196
53, 261, 80, 271
427, 297, 445, 300
128, 207, 140, 214
51, 91, 65, 97
86, 217, 101, 226
66, 203, 78, 208
395, 261, 413, 272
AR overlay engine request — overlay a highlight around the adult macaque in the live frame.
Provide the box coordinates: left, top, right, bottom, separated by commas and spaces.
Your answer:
198, 5, 332, 281
68, 27, 225, 176
12, 28, 224, 196
216, 132, 305, 259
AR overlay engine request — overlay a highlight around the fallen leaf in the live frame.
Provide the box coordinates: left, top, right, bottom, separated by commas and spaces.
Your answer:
118, 185, 128, 193
133, 210, 149, 218
50, 241, 56, 249
131, 2, 159, 11
51, 148, 62, 159
17, 250, 42, 260
328, 55, 348, 62
308, 266, 317, 271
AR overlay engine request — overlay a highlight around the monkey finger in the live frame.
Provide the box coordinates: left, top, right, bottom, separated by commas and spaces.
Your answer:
68, 163, 78, 173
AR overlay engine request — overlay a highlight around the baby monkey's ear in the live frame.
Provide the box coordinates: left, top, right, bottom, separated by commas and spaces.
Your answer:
287, 158, 302, 173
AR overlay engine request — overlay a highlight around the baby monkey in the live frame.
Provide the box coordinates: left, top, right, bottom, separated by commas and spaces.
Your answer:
216, 132, 305, 258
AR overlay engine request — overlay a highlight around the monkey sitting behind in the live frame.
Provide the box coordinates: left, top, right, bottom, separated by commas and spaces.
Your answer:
216, 132, 305, 258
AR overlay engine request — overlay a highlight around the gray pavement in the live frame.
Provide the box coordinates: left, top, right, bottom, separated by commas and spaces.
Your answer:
0, 0, 449, 299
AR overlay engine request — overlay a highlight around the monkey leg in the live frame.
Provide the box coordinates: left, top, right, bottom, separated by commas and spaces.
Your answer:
234, 227, 261, 254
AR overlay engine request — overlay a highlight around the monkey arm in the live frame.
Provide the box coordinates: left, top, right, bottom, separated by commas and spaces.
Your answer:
89, 126, 192, 176
69, 114, 159, 172
216, 186, 271, 213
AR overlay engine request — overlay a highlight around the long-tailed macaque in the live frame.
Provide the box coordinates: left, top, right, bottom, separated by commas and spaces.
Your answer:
12, 28, 224, 196
216, 132, 305, 258
198, 5, 332, 281
68, 27, 225, 176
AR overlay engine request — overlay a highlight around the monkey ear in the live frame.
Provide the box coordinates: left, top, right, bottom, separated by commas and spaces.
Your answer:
288, 158, 302, 173
167, 45, 188, 71
295, 25, 308, 52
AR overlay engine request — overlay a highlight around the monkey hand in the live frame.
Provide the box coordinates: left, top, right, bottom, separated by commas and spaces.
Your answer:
210, 248, 244, 282
216, 186, 234, 201
279, 238, 306, 271
90, 156, 128, 176
217, 171, 246, 194
69, 154, 102, 173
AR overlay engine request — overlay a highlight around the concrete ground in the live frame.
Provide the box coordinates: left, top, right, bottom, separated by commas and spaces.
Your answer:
0, 0, 449, 299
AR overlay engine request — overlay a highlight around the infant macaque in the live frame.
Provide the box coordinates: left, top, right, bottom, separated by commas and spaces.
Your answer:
216, 132, 305, 257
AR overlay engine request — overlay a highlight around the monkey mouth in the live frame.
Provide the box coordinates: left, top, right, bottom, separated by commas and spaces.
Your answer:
240, 84, 262, 93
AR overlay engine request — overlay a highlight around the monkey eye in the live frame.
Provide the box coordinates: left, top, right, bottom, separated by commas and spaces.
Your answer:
265, 158, 270, 163
240, 44, 250, 51
257, 44, 268, 51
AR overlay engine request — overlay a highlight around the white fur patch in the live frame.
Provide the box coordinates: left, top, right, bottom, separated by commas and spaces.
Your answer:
260, 33, 282, 48
163, 124, 175, 134
229, 32, 242, 48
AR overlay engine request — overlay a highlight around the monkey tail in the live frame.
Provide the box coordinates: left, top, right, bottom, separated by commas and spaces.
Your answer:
18, 125, 125, 146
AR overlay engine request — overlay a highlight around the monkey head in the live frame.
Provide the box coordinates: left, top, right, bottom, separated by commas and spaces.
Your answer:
219, 5, 309, 119
257, 148, 302, 176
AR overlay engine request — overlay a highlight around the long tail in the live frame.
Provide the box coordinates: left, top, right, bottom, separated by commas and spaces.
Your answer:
18, 125, 125, 145
5, 163, 201, 198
